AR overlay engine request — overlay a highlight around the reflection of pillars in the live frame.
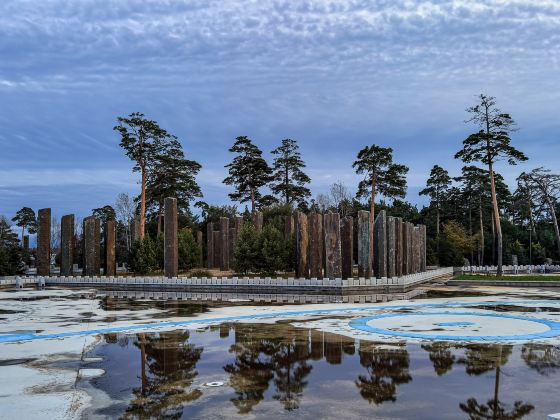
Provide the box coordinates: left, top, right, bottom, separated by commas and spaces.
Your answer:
494, 345, 502, 418
324, 212, 342, 279
324, 333, 343, 365
341, 216, 354, 279
310, 330, 324, 360
358, 210, 372, 278
206, 222, 214, 269
296, 212, 309, 278
37, 208, 51, 276
308, 213, 323, 279
294, 329, 310, 359
220, 323, 230, 338
139, 333, 147, 396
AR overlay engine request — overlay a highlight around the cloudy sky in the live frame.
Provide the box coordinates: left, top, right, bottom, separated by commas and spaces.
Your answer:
1, 0, 559, 219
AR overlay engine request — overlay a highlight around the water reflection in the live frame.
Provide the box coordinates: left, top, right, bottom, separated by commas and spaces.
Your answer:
355, 342, 412, 404
123, 331, 203, 418
87, 322, 555, 418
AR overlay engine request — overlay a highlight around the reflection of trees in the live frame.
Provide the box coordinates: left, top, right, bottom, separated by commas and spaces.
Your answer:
521, 344, 560, 376
422, 342, 456, 376
225, 324, 352, 413
124, 331, 203, 419
355, 343, 412, 404
459, 345, 534, 420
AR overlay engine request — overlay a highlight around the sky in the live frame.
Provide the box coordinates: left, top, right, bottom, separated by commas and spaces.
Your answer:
1, 0, 559, 221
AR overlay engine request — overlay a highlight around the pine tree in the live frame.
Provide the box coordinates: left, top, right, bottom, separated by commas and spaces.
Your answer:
11, 207, 37, 243
270, 139, 311, 207
233, 224, 260, 274
145, 137, 202, 232
114, 112, 174, 240
92, 205, 116, 223
419, 165, 451, 237
224, 136, 272, 212
352, 144, 408, 231
455, 94, 528, 275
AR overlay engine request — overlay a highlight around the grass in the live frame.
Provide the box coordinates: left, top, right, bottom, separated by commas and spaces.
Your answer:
454, 274, 560, 282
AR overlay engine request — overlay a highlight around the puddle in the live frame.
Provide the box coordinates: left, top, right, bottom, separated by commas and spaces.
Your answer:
79, 322, 560, 419
0, 358, 36, 366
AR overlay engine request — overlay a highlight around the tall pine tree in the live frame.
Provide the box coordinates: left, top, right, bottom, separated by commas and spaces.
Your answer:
455, 94, 527, 275
270, 139, 311, 207
420, 165, 451, 237
224, 136, 272, 212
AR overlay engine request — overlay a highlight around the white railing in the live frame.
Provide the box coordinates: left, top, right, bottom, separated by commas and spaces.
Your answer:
460, 265, 560, 274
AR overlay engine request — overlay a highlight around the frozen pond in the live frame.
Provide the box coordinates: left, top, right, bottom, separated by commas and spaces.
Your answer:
1, 286, 560, 419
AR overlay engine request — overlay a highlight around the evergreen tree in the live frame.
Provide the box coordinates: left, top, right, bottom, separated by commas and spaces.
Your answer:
128, 236, 157, 275
270, 139, 311, 207
92, 205, 116, 223
145, 137, 202, 232
0, 216, 24, 275
455, 94, 528, 275
178, 229, 201, 270
518, 168, 560, 257
419, 165, 451, 236
224, 136, 272, 212
257, 224, 285, 276
233, 224, 260, 274
11, 207, 37, 243
352, 144, 408, 231
114, 112, 175, 240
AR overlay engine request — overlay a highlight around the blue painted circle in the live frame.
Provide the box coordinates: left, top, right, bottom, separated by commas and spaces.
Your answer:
348, 311, 560, 341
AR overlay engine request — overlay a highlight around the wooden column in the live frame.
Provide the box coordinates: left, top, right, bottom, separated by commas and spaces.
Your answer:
295, 211, 309, 278
387, 216, 396, 279
37, 208, 51, 276
324, 212, 342, 279
196, 231, 203, 266
341, 216, 353, 280
395, 217, 403, 277
60, 214, 74, 276
206, 222, 214, 269
252, 211, 263, 233
213, 231, 221, 269
357, 210, 372, 278
284, 214, 295, 240
374, 210, 387, 278
104, 220, 116, 276
164, 197, 178, 278
421, 224, 427, 272
402, 222, 410, 275
83, 216, 100, 276
220, 217, 229, 271
229, 226, 236, 268
308, 213, 323, 279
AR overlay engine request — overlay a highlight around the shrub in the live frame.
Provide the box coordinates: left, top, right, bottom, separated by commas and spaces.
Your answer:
178, 229, 201, 270
257, 224, 285, 276
233, 224, 260, 274
128, 236, 157, 275
188, 269, 212, 278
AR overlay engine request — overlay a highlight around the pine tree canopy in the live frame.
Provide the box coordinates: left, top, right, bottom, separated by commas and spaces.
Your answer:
270, 138, 311, 206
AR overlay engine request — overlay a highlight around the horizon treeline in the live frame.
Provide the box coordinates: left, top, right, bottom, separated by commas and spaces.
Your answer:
2, 94, 560, 276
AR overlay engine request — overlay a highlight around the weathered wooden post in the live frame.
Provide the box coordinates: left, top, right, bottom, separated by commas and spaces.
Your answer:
228, 226, 236, 268
131, 215, 141, 243
374, 210, 387, 278
387, 216, 396, 279
104, 220, 116, 276
252, 211, 263, 233
220, 217, 229, 271
284, 214, 295, 240
358, 210, 372, 278
324, 212, 342, 279
206, 222, 214, 269
60, 214, 74, 276
341, 216, 353, 279
164, 197, 178, 278
296, 211, 309, 278
213, 230, 221, 269
395, 217, 403, 277
83, 216, 101, 276
196, 231, 203, 266
37, 208, 51, 276
421, 224, 427, 272
308, 213, 324, 279
405, 222, 413, 274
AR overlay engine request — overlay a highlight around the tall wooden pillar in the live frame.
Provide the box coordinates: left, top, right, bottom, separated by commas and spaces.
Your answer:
308, 213, 323, 279
296, 211, 309, 278
60, 214, 74, 276
104, 220, 116, 277
373, 210, 387, 278
341, 216, 354, 279
357, 210, 372, 278
324, 212, 342, 279
164, 197, 178, 278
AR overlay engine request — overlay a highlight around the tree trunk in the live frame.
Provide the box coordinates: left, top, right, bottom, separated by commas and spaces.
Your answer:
285, 166, 289, 205
21, 225, 25, 245
488, 161, 503, 275
140, 166, 146, 240
251, 187, 255, 213
545, 195, 560, 257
